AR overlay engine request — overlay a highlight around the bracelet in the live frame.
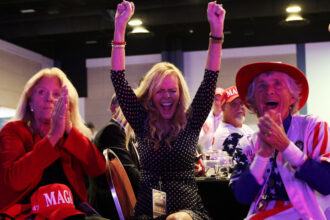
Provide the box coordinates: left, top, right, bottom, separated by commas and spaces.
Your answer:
111, 40, 126, 45
111, 44, 125, 49
209, 33, 224, 42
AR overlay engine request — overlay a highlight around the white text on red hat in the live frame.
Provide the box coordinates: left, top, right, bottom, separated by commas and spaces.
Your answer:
225, 87, 238, 98
43, 190, 74, 207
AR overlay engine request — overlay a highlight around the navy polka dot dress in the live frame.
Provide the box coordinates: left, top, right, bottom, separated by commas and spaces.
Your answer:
111, 69, 218, 219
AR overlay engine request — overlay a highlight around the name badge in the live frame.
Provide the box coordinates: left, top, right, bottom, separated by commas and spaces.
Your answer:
152, 189, 166, 218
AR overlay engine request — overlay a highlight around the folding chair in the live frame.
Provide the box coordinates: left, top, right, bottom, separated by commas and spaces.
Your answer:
103, 148, 136, 220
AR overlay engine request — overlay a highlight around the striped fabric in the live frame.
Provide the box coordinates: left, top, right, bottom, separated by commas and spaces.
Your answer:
231, 114, 330, 220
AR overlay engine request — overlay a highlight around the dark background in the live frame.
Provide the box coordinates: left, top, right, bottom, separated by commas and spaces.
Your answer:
1, 0, 329, 96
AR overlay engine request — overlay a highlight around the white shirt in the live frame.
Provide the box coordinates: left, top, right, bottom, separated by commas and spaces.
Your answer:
213, 122, 254, 156
198, 111, 223, 153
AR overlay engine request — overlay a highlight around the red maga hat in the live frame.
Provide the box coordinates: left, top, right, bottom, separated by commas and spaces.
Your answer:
220, 86, 239, 104
31, 183, 85, 220
235, 62, 309, 111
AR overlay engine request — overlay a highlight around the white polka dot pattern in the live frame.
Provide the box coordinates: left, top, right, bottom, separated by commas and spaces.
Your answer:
111, 69, 218, 219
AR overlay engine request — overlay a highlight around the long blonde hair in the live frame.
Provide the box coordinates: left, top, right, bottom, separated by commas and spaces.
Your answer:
134, 62, 191, 149
12, 67, 92, 139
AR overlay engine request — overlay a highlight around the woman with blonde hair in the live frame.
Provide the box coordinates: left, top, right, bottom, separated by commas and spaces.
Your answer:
13, 67, 92, 139
133, 62, 191, 149
0, 67, 106, 219
111, 1, 225, 219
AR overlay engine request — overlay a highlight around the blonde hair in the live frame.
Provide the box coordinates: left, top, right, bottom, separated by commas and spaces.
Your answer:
134, 62, 191, 149
12, 67, 92, 139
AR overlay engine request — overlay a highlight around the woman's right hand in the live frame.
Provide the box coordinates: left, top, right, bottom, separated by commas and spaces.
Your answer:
257, 111, 276, 157
115, 1, 135, 34
47, 86, 69, 146
257, 138, 274, 157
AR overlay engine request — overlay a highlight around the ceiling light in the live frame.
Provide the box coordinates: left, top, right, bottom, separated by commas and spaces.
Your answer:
20, 9, 35, 14
286, 5, 301, 13
128, 19, 143, 26
285, 14, 304, 22
130, 26, 150, 34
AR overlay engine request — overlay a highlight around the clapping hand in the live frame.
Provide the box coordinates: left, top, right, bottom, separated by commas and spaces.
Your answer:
207, 1, 226, 38
258, 110, 290, 155
47, 86, 69, 146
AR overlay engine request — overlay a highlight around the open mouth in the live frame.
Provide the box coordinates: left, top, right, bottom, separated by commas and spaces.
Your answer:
265, 101, 279, 110
160, 102, 173, 112
159, 102, 175, 119
161, 102, 172, 107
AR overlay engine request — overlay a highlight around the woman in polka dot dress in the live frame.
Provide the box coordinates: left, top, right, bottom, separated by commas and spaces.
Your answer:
111, 1, 225, 219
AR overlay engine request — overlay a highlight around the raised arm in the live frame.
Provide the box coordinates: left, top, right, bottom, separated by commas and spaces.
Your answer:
206, 2, 225, 71
111, 1, 134, 71
110, 2, 147, 133
188, 2, 226, 131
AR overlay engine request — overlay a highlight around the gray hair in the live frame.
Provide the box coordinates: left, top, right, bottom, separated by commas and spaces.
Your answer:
246, 71, 301, 116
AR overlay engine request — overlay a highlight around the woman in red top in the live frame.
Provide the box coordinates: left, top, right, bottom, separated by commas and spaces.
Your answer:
0, 67, 106, 219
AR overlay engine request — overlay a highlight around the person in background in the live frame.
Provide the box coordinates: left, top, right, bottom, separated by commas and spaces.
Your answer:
110, 1, 225, 219
88, 94, 140, 219
0, 67, 106, 219
230, 62, 330, 219
195, 87, 224, 175
109, 92, 120, 115
213, 86, 254, 157
198, 87, 224, 154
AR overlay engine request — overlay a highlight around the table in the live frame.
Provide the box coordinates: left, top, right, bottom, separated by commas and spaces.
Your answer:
196, 177, 250, 220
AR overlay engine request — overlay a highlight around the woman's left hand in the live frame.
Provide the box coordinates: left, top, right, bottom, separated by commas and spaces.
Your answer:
258, 110, 290, 152
115, 1, 135, 31
47, 86, 69, 146
207, 1, 226, 37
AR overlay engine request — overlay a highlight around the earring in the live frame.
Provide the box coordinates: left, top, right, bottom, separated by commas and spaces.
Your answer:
149, 100, 153, 106
30, 107, 34, 112
178, 99, 181, 105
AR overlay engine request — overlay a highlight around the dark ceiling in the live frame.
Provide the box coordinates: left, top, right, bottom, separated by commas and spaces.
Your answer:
0, 0, 329, 96
1, 0, 329, 60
